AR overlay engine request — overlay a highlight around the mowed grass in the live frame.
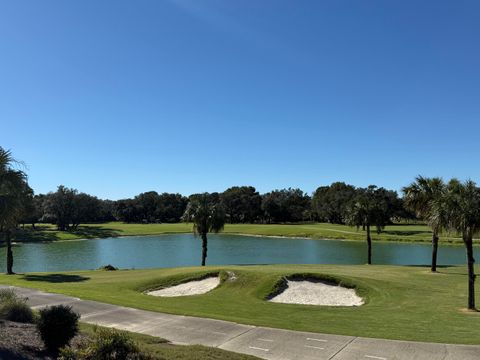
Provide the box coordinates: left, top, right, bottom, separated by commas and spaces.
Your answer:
15, 221, 468, 244
1, 264, 479, 344
79, 324, 261, 360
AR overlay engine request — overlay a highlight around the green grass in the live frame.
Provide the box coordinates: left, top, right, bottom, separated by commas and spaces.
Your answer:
79, 323, 261, 360
1, 264, 479, 344
15, 221, 469, 244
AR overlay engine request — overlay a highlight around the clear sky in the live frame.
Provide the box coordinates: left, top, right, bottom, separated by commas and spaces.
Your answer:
1, 1, 479, 200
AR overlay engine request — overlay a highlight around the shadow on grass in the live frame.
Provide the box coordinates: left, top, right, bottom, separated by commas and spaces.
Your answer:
21, 274, 90, 283
409, 265, 453, 269
68, 225, 120, 239
382, 230, 432, 236
10, 225, 121, 243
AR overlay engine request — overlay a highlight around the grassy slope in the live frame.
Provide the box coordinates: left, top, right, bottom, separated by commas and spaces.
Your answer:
16, 222, 467, 244
79, 324, 261, 360
1, 265, 479, 344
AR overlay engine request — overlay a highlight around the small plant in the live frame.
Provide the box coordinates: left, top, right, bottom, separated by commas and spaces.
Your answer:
59, 327, 151, 360
98, 264, 118, 271
37, 305, 80, 353
0, 288, 34, 323
0, 288, 18, 303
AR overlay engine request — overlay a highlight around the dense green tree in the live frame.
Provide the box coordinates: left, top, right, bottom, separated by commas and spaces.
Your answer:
345, 186, 393, 264
441, 179, 480, 310
155, 193, 188, 223
261, 188, 311, 223
182, 193, 225, 266
113, 198, 139, 223
312, 182, 357, 223
0, 147, 29, 274
43, 186, 78, 230
403, 176, 446, 272
221, 186, 262, 223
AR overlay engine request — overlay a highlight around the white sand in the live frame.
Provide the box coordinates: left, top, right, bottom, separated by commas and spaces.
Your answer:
269, 280, 364, 306
147, 277, 220, 297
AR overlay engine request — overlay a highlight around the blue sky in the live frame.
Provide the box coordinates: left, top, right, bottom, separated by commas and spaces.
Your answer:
1, 0, 479, 199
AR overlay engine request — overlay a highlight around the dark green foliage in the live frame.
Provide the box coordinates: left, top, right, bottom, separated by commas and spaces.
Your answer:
220, 186, 262, 223
0, 289, 34, 323
261, 188, 311, 223
312, 182, 357, 224
42, 186, 114, 231
37, 305, 80, 352
345, 186, 398, 264
183, 193, 226, 266
114, 192, 187, 223
99, 264, 118, 271
59, 327, 151, 360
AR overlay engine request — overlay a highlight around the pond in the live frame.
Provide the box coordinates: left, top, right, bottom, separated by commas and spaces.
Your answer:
0, 234, 477, 273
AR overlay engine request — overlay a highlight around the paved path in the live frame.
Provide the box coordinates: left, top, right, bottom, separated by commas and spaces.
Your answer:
2, 285, 480, 360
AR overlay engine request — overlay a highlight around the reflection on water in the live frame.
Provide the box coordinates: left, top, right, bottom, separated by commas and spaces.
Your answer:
0, 234, 477, 272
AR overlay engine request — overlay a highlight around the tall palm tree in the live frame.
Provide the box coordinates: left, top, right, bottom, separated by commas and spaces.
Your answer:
441, 179, 480, 310
345, 186, 389, 265
183, 193, 225, 266
403, 176, 446, 272
0, 147, 28, 274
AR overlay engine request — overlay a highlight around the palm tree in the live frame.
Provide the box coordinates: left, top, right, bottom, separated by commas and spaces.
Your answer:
441, 179, 480, 310
0, 147, 28, 274
403, 176, 446, 272
182, 193, 225, 266
345, 186, 390, 265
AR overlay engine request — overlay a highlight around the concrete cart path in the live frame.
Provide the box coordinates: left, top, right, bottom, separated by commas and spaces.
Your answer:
2, 285, 479, 360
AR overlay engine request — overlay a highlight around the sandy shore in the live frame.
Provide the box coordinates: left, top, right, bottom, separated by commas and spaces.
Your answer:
269, 280, 364, 306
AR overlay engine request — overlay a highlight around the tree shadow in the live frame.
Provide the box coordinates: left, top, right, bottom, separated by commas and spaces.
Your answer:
9, 225, 121, 244
409, 265, 453, 269
382, 230, 432, 236
21, 274, 90, 283
67, 225, 120, 239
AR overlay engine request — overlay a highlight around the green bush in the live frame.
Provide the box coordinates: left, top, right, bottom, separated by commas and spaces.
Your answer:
37, 305, 80, 353
0, 288, 34, 323
0, 288, 18, 303
59, 327, 151, 360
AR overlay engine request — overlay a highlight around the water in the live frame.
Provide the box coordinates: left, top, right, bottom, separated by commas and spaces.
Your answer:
0, 234, 477, 273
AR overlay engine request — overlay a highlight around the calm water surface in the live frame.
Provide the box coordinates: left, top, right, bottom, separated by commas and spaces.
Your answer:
0, 234, 477, 272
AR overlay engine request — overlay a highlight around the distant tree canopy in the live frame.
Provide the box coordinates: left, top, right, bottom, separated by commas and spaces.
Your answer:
220, 186, 262, 223
312, 182, 357, 224
114, 192, 187, 223
16, 182, 416, 230
261, 188, 311, 223
42, 186, 114, 230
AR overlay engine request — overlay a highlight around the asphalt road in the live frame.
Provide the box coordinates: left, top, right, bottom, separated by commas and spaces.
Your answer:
1, 285, 479, 360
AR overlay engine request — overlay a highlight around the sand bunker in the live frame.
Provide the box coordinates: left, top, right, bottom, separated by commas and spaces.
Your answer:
147, 277, 220, 297
269, 279, 364, 306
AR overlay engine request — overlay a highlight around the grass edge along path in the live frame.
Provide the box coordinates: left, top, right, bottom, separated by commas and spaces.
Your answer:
1, 264, 479, 345
78, 323, 262, 360
15, 222, 471, 244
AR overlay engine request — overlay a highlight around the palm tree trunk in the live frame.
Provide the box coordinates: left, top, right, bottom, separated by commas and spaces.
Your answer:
431, 232, 439, 272
465, 236, 476, 310
6, 229, 14, 275
366, 224, 372, 265
201, 232, 208, 266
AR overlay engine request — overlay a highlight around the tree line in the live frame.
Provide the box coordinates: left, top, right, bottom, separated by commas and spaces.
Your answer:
19, 183, 412, 229
0, 147, 478, 310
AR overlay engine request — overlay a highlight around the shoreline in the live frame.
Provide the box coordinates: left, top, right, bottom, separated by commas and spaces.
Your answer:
10, 230, 472, 247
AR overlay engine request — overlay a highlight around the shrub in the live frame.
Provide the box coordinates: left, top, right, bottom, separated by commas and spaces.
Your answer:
0, 288, 18, 303
99, 264, 118, 271
37, 305, 80, 353
59, 327, 151, 360
0, 289, 34, 323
